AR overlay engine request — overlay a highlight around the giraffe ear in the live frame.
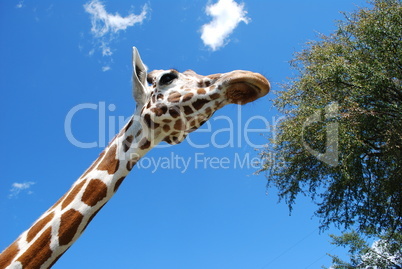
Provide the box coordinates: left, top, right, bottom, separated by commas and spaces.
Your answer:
132, 47, 148, 106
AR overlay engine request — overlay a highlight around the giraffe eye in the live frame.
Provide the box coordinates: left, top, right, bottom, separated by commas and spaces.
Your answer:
159, 73, 178, 86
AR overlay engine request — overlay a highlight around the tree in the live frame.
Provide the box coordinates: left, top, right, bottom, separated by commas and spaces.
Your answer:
325, 230, 402, 268
260, 0, 402, 235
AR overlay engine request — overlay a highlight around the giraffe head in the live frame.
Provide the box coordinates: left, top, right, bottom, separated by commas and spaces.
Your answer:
132, 47, 270, 145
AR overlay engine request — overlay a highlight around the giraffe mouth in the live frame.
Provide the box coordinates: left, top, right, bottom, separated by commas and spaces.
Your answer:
223, 71, 270, 105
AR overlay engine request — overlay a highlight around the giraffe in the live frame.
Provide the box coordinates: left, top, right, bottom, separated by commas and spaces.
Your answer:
0, 47, 270, 269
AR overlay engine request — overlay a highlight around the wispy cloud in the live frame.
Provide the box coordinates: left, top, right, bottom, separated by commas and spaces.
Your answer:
84, 0, 148, 57
200, 0, 250, 51
8, 181, 36, 198
16, 0, 25, 9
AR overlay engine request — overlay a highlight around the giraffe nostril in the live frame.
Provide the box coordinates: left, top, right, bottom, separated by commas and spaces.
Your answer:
226, 82, 260, 105
220, 71, 270, 105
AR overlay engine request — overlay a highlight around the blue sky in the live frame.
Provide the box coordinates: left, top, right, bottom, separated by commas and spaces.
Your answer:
0, 0, 368, 268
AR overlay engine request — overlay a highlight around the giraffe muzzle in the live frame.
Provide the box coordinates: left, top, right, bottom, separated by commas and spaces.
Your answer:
220, 71, 270, 105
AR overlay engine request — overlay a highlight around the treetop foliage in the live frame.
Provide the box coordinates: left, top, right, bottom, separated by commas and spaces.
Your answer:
260, 0, 402, 234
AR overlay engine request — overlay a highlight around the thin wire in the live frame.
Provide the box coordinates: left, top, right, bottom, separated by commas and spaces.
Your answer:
260, 228, 318, 269
304, 245, 339, 269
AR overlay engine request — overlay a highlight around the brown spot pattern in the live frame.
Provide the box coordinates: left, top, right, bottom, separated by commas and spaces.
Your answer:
144, 113, 160, 129
183, 106, 193, 115
123, 135, 134, 152
182, 93, 193, 102
192, 99, 209, 110
17, 227, 52, 268
0, 241, 19, 269
168, 106, 180, 118
126, 160, 136, 171
135, 129, 142, 138
174, 119, 185, 131
27, 212, 55, 243
163, 125, 170, 132
139, 138, 151, 150
126, 152, 140, 171
58, 209, 84, 246
97, 144, 120, 175
163, 136, 172, 144
150, 103, 168, 116
62, 180, 86, 210
197, 88, 206, 95
214, 100, 223, 109
168, 91, 181, 103
81, 179, 108, 207
114, 177, 126, 192
143, 113, 151, 128
123, 118, 133, 133
199, 119, 208, 127
210, 93, 220, 100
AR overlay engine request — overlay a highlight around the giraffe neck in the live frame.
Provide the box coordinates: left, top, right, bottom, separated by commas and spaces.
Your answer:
0, 113, 158, 269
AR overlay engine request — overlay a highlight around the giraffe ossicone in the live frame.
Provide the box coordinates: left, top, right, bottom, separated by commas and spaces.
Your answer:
0, 47, 270, 269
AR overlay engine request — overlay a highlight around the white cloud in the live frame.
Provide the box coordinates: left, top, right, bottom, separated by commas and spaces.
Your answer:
200, 0, 250, 51
16, 1, 24, 8
102, 65, 111, 72
84, 0, 148, 56
9, 181, 35, 198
